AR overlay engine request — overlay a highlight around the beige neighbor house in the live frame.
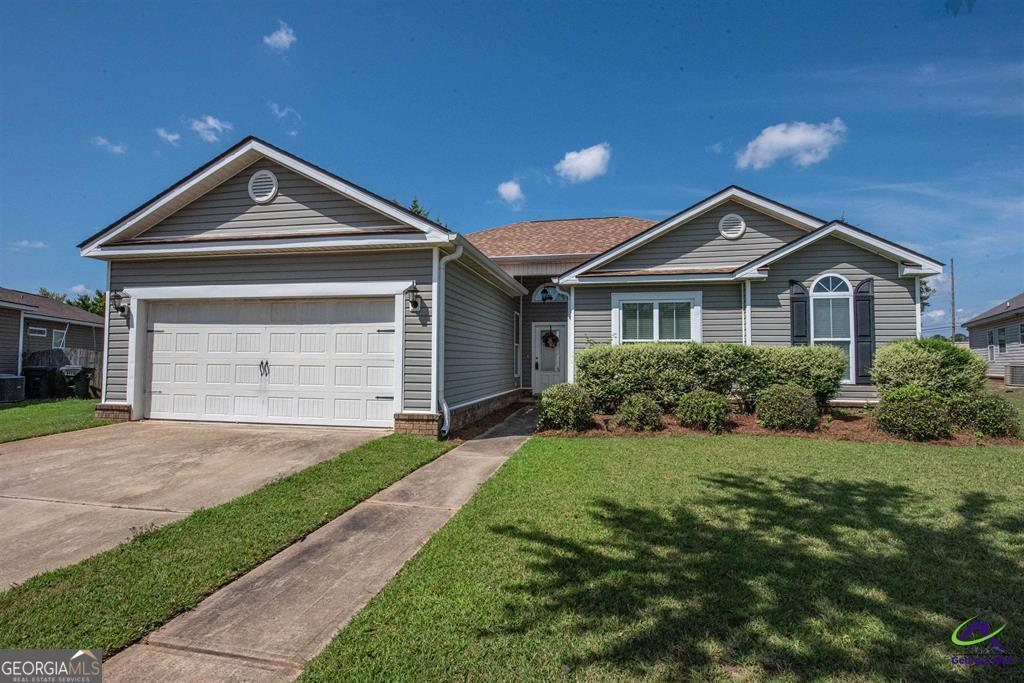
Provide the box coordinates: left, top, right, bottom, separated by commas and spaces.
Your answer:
81, 137, 942, 436
0, 288, 104, 379
963, 292, 1024, 385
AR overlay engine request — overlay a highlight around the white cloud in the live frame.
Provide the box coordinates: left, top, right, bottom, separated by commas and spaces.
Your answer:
705, 141, 725, 155
263, 21, 297, 52
736, 117, 847, 170
70, 284, 89, 296
92, 136, 127, 155
923, 309, 946, 321
189, 115, 233, 143
155, 128, 181, 146
497, 180, 525, 208
554, 142, 611, 183
268, 101, 302, 121
7, 240, 47, 252
286, 130, 299, 137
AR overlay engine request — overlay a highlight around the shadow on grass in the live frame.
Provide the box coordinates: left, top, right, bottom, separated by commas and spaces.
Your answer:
490, 474, 1023, 679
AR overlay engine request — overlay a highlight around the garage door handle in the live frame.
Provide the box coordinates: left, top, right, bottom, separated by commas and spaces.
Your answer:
376, 395, 393, 400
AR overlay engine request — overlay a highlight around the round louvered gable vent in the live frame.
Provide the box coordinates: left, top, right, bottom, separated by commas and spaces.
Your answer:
248, 170, 279, 204
718, 213, 746, 240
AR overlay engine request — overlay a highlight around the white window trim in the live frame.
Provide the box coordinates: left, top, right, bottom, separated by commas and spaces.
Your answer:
52, 329, 67, 349
610, 291, 703, 345
27, 326, 47, 337
531, 284, 568, 303
809, 273, 855, 384
512, 311, 522, 379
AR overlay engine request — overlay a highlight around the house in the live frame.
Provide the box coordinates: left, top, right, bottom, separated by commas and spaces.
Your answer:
963, 293, 1024, 384
81, 137, 942, 435
0, 288, 105, 377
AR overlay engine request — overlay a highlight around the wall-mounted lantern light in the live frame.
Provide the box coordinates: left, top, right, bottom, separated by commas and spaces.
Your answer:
110, 291, 129, 315
405, 287, 422, 313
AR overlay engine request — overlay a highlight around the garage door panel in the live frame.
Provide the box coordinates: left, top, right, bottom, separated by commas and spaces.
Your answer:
146, 298, 395, 427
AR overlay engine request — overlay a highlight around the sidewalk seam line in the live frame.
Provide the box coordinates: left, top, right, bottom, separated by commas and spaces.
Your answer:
143, 640, 305, 671
0, 494, 188, 514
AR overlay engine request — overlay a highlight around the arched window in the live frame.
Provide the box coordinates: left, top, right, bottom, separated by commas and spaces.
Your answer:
532, 284, 568, 303
810, 274, 854, 382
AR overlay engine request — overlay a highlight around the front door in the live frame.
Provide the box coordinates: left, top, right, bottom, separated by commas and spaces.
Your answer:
531, 322, 567, 394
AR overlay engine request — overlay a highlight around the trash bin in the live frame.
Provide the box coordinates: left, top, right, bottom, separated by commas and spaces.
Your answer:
62, 367, 94, 399
23, 367, 52, 399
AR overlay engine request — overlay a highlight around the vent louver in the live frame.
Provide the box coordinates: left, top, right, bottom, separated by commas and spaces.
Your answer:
718, 213, 746, 240
248, 170, 279, 204
1008, 364, 1024, 387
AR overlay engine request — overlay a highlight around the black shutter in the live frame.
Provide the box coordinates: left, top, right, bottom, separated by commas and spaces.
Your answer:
854, 279, 875, 384
790, 281, 809, 345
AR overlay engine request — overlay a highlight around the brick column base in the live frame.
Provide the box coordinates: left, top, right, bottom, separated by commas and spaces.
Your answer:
393, 412, 442, 439
95, 403, 131, 421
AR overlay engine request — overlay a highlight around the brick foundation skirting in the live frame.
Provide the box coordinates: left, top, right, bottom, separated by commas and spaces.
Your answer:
447, 389, 529, 433
96, 403, 132, 421
393, 412, 442, 438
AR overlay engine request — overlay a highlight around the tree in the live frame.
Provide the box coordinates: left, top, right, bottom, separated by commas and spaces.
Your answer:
395, 197, 447, 228
37, 287, 68, 303
71, 289, 106, 317
919, 279, 936, 312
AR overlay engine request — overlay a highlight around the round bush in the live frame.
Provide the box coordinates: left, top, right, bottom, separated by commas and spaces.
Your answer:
945, 393, 980, 430
875, 386, 952, 441
971, 393, 1021, 437
615, 394, 663, 431
676, 388, 730, 434
755, 384, 819, 431
871, 338, 986, 396
537, 383, 594, 432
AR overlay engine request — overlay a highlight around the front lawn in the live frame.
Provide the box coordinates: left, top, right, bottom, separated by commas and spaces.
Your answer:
0, 398, 110, 444
303, 436, 1023, 681
0, 434, 454, 654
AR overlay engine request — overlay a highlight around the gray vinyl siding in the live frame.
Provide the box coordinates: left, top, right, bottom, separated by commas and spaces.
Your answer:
22, 318, 102, 355
598, 201, 807, 271
104, 249, 433, 411
0, 308, 20, 374
573, 283, 744, 349
968, 316, 1024, 377
750, 235, 917, 402
519, 276, 568, 389
444, 261, 517, 408
136, 160, 406, 242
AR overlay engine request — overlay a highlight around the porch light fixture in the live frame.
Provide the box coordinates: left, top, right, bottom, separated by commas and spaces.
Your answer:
110, 290, 128, 315
405, 287, 422, 312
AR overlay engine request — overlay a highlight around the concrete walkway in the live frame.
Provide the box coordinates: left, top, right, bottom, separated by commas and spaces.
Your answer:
104, 407, 536, 682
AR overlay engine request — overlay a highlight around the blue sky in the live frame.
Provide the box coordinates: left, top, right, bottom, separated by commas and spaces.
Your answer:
1, 0, 1021, 333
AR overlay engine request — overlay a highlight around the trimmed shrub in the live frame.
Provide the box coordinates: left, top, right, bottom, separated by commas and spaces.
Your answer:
575, 343, 846, 413
946, 393, 980, 430
615, 394, 663, 431
755, 384, 819, 431
871, 338, 986, 396
874, 386, 952, 441
971, 393, 1021, 437
537, 383, 594, 432
675, 389, 730, 434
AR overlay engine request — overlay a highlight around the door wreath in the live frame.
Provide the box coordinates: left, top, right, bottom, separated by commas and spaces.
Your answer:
541, 329, 560, 348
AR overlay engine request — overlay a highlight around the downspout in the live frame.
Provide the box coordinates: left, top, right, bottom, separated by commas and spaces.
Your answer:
436, 245, 463, 436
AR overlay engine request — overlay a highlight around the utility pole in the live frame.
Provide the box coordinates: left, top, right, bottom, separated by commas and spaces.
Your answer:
950, 257, 956, 340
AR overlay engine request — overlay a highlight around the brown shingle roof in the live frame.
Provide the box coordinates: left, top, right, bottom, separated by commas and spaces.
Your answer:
0, 288, 104, 326
465, 217, 655, 258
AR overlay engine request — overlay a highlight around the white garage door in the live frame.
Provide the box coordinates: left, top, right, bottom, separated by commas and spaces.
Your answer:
145, 298, 396, 427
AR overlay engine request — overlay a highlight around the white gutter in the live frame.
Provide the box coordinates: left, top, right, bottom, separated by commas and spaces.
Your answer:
435, 245, 463, 436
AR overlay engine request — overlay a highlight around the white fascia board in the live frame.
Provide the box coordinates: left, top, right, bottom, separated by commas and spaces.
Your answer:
492, 252, 599, 262
123, 281, 415, 301
734, 223, 943, 279
81, 139, 452, 256
558, 187, 826, 283
450, 236, 528, 296
23, 313, 104, 328
86, 233, 448, 259
560, 273, 739, 286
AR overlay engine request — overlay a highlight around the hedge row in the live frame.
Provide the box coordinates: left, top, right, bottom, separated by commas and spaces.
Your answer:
575, 342, 847, 412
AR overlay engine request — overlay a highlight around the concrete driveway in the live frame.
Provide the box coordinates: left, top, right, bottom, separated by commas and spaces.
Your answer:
0, 421, 384, 588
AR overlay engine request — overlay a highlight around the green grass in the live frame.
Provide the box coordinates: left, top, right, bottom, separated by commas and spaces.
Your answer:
303, 436, 1024, 682
0, 434, 453, 654
0, 399, 111, 443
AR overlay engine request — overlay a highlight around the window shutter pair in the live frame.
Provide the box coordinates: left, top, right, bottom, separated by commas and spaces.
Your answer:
790, 278, 875, 385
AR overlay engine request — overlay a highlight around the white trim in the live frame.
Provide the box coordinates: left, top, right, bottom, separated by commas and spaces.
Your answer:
123, 281, 414, 301
743, 281, 752, 345
101, 291, 110, 402
16, 311, 25, 375
27, 326, 48, 337
558, 187, 825, 282
447, 387, 522, 412
429, 247, 439, 413
518, 294, 524, 389
735, 222, 943, 279
247, 169, 278, 204
809, 273, 855, 384
51, 327, 68, 350
531, 283, 568, 303
512, 310, 522, 379
450, 235, 528, 297
718, 213, 747, 240
393, 293, 405, 416
531, 321, 568, 393
22, 313, 104, 328
80, 138, 451, 254
610, 290, 703, 344
435, 246, 464, 435
561, 272, 744, 286
567, 286, 576, 383
914, 276, 922, 339
87, 233, 448, 259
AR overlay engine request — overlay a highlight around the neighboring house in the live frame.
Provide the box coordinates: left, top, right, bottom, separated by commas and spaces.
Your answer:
963, 293, 1024, 383
0, 287, 105, 377
80, 137, 942, 436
